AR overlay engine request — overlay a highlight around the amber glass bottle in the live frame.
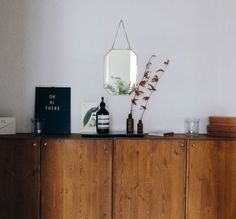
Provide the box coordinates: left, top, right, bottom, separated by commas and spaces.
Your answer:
126, 113, 134, 133
137, 120, 143, 134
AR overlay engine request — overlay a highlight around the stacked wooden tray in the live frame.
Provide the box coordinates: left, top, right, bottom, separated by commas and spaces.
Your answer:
207, 116, 236, 137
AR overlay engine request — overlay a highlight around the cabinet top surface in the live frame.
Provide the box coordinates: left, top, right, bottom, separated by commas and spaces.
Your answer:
0, 133, 236, 141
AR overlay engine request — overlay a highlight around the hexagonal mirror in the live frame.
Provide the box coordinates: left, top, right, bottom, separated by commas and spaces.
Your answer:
104, 49, 137, 95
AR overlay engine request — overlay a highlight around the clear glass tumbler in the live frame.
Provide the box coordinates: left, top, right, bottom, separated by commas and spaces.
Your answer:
185, 118, 200, 136
31, 118, 45, 135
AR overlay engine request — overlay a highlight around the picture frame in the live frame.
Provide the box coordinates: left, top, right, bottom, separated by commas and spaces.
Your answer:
35, 87, 71, 134
81, 102, 99, 133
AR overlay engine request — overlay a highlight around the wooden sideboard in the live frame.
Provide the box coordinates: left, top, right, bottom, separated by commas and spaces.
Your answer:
0, 134, 236, 219
0, 135, 40, 219
187, 139, 236, 219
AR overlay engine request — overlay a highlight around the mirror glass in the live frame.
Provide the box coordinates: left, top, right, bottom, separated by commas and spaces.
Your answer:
104, 49, 137, 95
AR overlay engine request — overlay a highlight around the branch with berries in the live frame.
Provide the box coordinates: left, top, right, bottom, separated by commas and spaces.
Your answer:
130, 55, 169, 120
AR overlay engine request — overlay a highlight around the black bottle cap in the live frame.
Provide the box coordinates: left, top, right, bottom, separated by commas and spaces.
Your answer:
100, 97, 105, 108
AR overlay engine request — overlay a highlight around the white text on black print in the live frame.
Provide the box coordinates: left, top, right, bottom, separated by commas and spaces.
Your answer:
45, 106, 60, 111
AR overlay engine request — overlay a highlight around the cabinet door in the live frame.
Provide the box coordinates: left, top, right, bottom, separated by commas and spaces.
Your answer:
188, 140, 236, 219
114, 139, 186, 219
41, 138, 112, 219
0, 136, 40, 219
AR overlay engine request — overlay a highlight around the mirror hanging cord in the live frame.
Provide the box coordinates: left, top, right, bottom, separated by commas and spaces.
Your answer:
112, 19, 131, 49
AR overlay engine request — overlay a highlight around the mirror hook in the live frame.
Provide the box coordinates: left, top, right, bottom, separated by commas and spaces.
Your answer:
111, 19, 131, 50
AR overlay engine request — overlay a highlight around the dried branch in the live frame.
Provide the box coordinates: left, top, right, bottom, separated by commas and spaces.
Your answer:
139, 58, 170, 120
130, 55, 170, 121
130, 55, 156, 114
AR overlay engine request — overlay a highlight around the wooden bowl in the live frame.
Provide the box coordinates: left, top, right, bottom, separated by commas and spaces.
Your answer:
207, 131, 236, 137
209, 116, 236, 126
207, 125, 236, 133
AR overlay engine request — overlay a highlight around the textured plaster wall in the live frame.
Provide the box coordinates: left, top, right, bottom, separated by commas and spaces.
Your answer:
0, 0, 236, 133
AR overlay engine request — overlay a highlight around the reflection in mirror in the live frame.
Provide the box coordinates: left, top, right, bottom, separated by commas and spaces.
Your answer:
104, 49, 137, 95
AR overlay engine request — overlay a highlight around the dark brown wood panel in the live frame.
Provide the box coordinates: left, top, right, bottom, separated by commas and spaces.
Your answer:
114, 139, 186, 219
0, 137, 40, 219
41, 138, 112, 219
188, 140, 236, 219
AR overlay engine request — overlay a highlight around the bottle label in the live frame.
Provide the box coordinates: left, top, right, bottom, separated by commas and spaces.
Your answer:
97, 115, 109, 129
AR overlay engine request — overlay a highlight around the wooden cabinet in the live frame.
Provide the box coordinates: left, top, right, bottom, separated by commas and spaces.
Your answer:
114, 138, 186, 219
1, 134, 236, 219
0, 136, 40, 219
187, 139, 236, 219
40, 137, 113, 219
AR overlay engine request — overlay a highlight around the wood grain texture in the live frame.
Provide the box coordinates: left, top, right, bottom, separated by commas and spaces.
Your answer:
0, 137, 40, 219
207, 125, 236, 132
114, 139, 186, 219
41, 138, 112, 219
209, 116, 236, 125
188, 140, 236, 219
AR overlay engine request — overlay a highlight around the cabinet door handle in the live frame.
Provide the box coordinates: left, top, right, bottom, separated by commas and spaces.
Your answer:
191, 144, 195, 148
32, 143, 37, 147
43, 142, 48, 147
180, 143, 185, 147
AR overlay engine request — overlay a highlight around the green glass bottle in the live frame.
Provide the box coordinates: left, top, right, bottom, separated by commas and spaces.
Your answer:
96, 97, 110, 134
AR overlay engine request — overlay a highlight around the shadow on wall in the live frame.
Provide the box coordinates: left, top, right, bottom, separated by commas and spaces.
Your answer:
0, 0, 27, 126
0, 0, 44, 132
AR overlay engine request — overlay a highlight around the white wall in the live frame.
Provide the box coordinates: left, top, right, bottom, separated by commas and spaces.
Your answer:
0, 0, 236, 133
